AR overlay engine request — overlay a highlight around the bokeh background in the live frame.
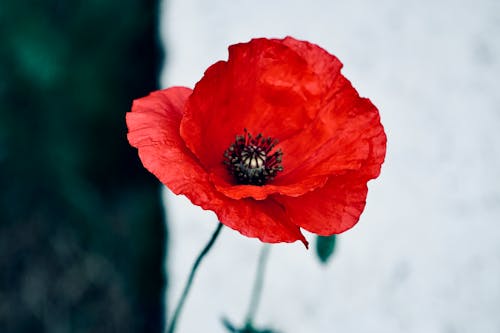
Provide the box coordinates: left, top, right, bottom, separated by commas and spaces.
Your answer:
162, 0, 500, 332
1, 1, 166, 332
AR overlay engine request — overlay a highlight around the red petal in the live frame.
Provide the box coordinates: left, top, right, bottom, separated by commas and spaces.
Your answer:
206, 195, 308, 246
281, 36, 344, 90
276, 91, 386, 234
279, 80, 386, 183
126, 87, 217, 206
180, 37, 342, 178
211, 171, 327, 200
276, 174, 370, 235
126, 87, 306, 245
179, 37, 386, 202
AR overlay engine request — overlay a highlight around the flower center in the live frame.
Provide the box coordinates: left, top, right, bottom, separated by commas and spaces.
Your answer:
223, 129, 283, 186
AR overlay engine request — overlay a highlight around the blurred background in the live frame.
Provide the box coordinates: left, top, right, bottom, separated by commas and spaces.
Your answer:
1, 0, 500, 333
1, 1, 166, 332
162, 0, 500, 332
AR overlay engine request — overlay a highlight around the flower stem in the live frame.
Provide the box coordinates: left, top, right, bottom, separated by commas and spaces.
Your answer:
245, 244, 271, 326
167, 222, 224, 333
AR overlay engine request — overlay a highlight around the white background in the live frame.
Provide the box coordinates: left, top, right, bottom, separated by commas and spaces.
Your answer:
159, 0, 500, 332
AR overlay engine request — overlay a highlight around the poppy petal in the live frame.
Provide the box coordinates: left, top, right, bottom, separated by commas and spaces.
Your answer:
180, 37, 382, 202
209, 78, 385, 200
279, 79, 385, 183
211, 171, 328, 200
126, 87, 307, 245
127, 37, 386, 246
276, 174, 369, 235
206, 195, 308, 246
276, 95, 387, 234
180, 37, 342, 176
281, 36, 344, 90
126, 87, 217, 205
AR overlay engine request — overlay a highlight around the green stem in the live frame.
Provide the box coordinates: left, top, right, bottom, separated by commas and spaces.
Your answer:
245, 244, 271, 326
167, 222, 224, 333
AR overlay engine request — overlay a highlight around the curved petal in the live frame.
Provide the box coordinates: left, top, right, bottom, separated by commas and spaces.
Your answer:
276, 174, 370, 235
204, 194, 308, 246
281, 36, 343, 90
278, 78, 386, 183
276, 97, 387, 234
208, 76, 385, 201
126, 87, 306, 245
359, 118, 387, 179
126, 87, 217, 205
180, 37, 385, 203
180, 37, 343, 174
211, 171, 327, 200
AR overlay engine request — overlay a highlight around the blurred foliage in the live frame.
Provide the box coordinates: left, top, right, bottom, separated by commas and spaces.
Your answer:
315, 235, 337, 264
222, 318, 281, 333
0, 0, 165, 332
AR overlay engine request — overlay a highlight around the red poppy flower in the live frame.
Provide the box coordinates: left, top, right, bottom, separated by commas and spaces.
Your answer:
126, 36, 386, 247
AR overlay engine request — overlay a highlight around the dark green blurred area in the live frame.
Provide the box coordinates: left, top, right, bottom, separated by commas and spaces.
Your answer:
0, 1, 166, 332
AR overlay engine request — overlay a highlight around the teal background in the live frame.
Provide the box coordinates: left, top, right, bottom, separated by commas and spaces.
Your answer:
0, 1, 166, 332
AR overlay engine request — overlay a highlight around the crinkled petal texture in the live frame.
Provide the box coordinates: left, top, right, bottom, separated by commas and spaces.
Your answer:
127, 87, 307, 245
126, 36, 386, 246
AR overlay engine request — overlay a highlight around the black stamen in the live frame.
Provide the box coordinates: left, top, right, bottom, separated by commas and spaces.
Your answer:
223, 129, 283, 186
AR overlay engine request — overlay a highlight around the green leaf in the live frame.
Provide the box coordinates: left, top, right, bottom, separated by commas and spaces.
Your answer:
221, 318, 281, 333
315, 235, 337, 264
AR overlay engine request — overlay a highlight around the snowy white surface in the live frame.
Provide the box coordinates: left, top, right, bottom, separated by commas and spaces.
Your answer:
159, 0, 500, 332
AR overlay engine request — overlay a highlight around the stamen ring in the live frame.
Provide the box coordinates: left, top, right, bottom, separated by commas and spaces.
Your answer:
223, 129, 283, 186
